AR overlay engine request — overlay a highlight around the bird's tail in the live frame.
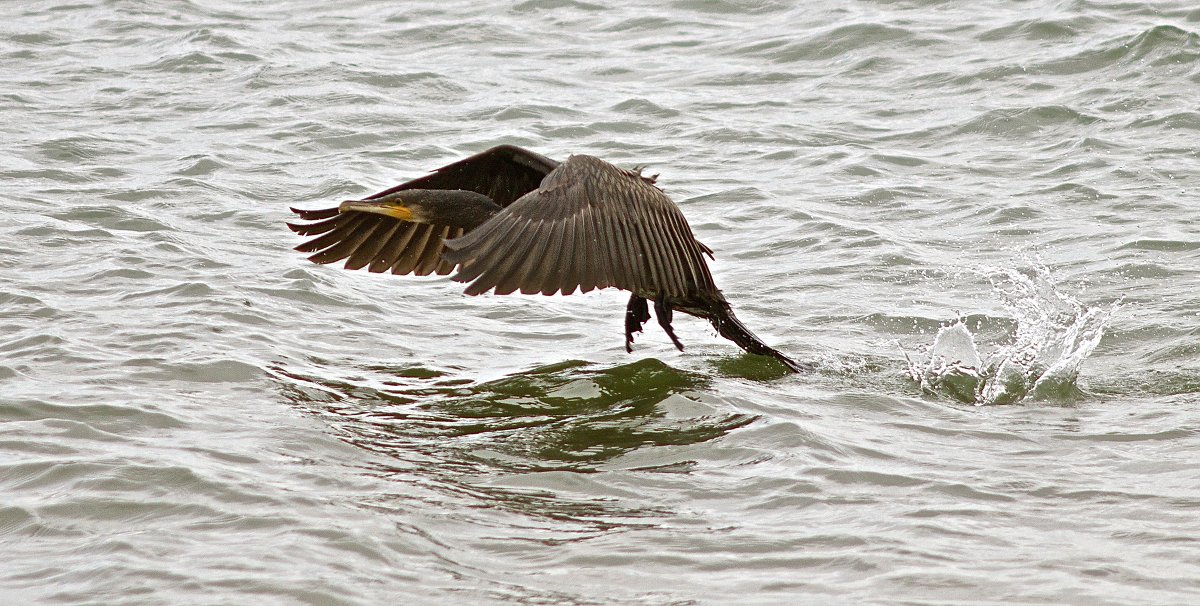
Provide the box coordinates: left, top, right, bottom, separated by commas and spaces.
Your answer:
681, 297, 808, 373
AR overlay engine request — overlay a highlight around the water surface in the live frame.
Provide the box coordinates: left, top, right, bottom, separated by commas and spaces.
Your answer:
2, 1, 1199, 604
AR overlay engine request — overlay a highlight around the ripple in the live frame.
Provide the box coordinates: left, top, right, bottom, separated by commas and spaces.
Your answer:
35, 135, 135, 164
174, 155, 227, 176
50, 205, 171, 232
127, 358, 263, 384
952, 105, 1101, 138
1022, 24, 1200, 77
0, 400, 184, 430
753, 23, 925, 63
142, 51, 224, 73
977, 18, 1089, 42
1116, 239, 1200, 252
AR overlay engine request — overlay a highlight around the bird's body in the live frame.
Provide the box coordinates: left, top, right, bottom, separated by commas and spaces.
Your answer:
288, 145, 804, 372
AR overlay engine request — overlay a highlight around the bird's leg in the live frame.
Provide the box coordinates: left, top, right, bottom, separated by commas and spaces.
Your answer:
654, 296, 685, 352
625, 295, 650, 353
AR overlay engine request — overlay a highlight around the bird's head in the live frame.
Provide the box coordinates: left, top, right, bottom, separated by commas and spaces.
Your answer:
338, 189, 501, 230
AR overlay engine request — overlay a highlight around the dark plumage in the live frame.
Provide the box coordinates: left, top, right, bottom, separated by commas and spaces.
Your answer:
288, 145, 804, 372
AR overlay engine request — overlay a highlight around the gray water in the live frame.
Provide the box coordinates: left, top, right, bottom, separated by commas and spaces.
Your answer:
3, 1, 1199, 604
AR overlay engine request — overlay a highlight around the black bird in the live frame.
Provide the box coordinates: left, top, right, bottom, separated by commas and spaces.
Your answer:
288, 145, 804, 372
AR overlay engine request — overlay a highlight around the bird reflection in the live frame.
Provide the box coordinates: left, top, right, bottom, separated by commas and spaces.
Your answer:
272, 357, 754, 472
270, 357, 755, 527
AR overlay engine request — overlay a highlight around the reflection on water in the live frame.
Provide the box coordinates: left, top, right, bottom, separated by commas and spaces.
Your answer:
906, 264, 1118, 405
270, 358, 753, 525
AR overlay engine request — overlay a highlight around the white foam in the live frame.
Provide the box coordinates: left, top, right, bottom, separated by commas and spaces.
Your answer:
905, 264, 1118, 405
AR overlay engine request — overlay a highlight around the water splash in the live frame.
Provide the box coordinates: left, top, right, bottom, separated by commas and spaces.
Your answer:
905, 265, 1118, 405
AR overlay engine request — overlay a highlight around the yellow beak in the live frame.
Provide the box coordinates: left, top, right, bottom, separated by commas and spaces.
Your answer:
338, 198, 414, 221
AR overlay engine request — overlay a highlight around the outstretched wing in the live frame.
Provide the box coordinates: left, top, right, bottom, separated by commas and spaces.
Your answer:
363, 144, 558, 207
290, 208, 466, 276
287, 145, 559, 275
442, 154, 718, 298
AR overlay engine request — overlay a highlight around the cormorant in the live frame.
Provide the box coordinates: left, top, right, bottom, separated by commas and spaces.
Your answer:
288, 145, 804, 372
